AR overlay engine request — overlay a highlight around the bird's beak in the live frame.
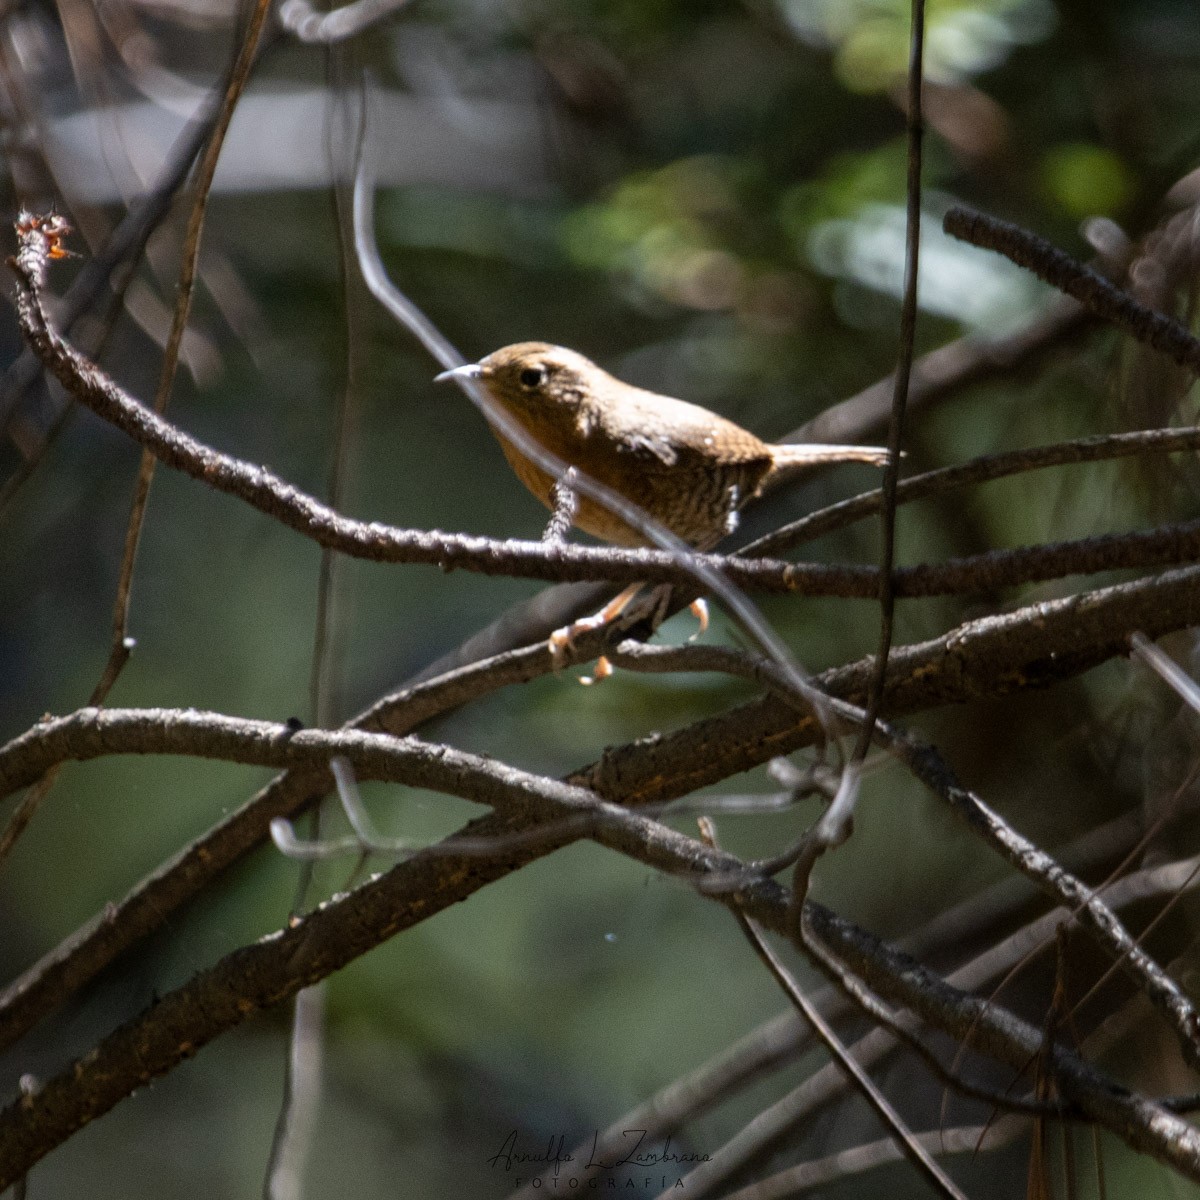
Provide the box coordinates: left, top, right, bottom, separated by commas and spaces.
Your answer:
434, 362, 482, 384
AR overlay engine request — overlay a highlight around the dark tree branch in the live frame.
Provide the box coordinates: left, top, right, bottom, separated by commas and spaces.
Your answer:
0, 708, 638, 820
944, 207, 1200, 375
5, 562, 1200, 1057
0, 619, 621, 1055
572, 564, 1200, 805
2, 778, 1199, 1188
11, 223, 1200, 609
720, 883, 969, 1200
851, 0, 926, 764
884, 729, 1200, 1069
785, 297, 1094, 447
89, 0, 274, 704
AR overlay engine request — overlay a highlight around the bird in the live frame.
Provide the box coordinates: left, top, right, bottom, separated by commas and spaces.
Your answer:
435, 342, 890, 551
436, 342, 891, 680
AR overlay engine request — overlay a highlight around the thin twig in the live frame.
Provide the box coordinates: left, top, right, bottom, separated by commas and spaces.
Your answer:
1130, 631, 1200, 716
94, 0, 273, 705
262, 983, 325, 1200
719, 1118, 1026, 1200
720, 902, 968, 1199
749, 425, 1200, 557
851, 0, 925, 762
701, 821, 1047, 1193
792, 0, 925, 904
0, 0, 274, 871
886, 728, 1200, 1068
0, 34, 279, 434
264, 82, 366, 1195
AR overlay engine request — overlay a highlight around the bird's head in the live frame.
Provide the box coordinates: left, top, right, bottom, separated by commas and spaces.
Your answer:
435, 342, 601, 420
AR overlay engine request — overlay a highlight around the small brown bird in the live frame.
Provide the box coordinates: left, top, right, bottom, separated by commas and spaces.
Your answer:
436, 342, 890, 550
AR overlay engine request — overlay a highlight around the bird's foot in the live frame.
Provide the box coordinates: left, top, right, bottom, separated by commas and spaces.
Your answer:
548, 583, 643, 680
547, 611, 607, 668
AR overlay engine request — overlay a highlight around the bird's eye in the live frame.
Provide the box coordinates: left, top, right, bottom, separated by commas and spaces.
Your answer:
518, 366, 545, 389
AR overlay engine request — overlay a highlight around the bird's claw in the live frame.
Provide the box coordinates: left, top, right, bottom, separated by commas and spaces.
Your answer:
548, 609, 611, 673
579, 655, 614, 686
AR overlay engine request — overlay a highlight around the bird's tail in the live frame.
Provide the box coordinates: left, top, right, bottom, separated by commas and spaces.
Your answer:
768, 442, 892, 473
761, 442, 893, 495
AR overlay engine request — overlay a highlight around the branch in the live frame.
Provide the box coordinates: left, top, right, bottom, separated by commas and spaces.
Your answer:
651, 846, 1200, 1198
2, 231, 867, 595
512, 807, 1163, 1196
88, 0, 274, 703
725, 908, 968, 1200
892, 518, 1200, 597
0, 708, 628, 822
0, 35, 283, 435
12, 220, 1200, 607
6, 563, 1200, 1055
573, 564, 1200, 806
851, 0, 927, 775
0, 619, 619, 1054
786, 295, 1094, 446
3, 788, 1200, 1188
885, 729, 1200, 1068
944, 207, 1200, 375
718, 1119, 1026, 1199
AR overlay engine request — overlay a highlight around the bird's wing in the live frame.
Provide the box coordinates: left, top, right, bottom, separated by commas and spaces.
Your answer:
599, 387, 772, 471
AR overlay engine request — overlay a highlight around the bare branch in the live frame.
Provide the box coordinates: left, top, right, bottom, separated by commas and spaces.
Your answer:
884, 728, 1200, 1068
6, 561, 1200, 1056
944, 207, 1200, 375
0, 620, 618, 1055
786, 299, 1093, 447
12, 229, 1200, 609
2, 238, 862, 595
655, 846, 1200, 1198
0, 707, 637, 819
91, 0, 274, 704
850, 0, 926, 763
574, 563, 1200, 806
722, 901, 969, 1200
3, 786, 1200, 1188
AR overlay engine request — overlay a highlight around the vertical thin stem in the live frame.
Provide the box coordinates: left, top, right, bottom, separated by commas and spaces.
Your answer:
851, 0, 926, 760
93, 0, 273, 704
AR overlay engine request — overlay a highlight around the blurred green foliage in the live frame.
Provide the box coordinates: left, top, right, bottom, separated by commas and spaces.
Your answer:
4, 0, 1200, 1196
